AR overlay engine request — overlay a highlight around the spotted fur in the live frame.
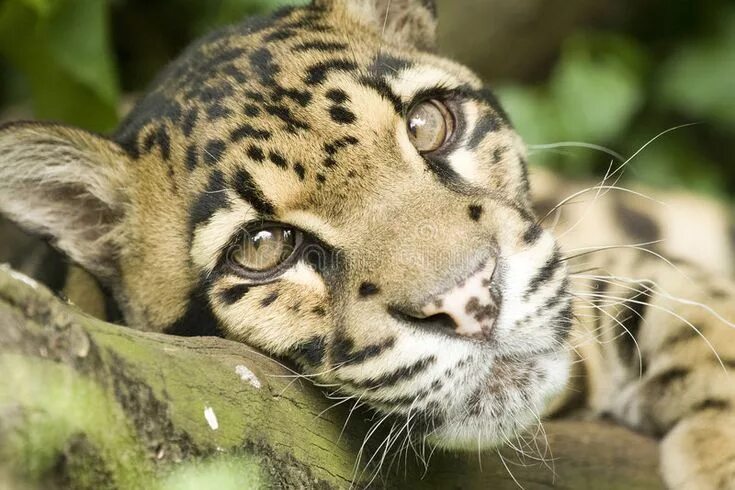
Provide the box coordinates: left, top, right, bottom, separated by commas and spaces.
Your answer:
1, 0, 734, 487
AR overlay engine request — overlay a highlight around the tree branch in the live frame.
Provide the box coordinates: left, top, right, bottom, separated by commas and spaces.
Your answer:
0, 265, 662, 489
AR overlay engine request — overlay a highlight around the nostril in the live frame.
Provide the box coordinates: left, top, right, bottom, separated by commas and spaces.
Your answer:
387, 306, 460, 335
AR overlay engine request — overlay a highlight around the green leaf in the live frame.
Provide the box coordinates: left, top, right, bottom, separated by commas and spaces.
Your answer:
0, 0, 119, 131
657, 8, 735, 128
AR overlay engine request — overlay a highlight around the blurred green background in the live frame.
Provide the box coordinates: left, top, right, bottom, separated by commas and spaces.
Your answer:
0, 0, 733, 199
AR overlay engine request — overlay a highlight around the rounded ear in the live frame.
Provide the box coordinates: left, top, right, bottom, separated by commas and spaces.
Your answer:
316, 0, 438, 51
0, 122, 131, 283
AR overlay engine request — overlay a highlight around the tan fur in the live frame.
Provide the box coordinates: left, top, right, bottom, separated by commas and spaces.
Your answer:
1, 0, 734, 487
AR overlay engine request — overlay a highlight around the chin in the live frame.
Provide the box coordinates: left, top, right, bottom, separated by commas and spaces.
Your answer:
427, 348, 571, 450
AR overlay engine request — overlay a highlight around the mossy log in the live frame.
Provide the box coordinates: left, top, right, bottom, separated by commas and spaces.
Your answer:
0, 264, 663, 489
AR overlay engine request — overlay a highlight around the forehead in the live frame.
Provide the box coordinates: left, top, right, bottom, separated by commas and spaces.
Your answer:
116, 5, 517, 226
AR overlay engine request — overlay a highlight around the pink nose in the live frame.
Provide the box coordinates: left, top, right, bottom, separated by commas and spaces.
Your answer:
421, 259, 501, 339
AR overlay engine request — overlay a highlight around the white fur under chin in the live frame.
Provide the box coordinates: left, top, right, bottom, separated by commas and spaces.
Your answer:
427, 349, 571, 450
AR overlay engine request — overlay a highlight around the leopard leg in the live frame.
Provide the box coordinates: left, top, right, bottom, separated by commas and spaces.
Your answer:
572, 251, 735, 489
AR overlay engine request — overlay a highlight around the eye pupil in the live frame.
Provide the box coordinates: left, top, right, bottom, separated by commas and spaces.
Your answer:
406, 99, 454, 153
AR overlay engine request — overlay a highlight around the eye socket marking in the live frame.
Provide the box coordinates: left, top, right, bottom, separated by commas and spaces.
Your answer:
406, 99, 455, 154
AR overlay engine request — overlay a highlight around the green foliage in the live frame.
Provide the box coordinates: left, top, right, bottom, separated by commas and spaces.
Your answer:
496, 5, 735, 197
0, 0, 119, 131
0, 0, 732, 195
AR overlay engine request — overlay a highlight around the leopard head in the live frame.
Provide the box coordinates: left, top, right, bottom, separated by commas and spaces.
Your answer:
0, 0, 571, 448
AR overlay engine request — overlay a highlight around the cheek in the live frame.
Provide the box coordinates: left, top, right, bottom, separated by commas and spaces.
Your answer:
210, 269, 332, 358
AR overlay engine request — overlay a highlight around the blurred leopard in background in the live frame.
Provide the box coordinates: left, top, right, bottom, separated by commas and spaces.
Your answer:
1, 0, 735, 488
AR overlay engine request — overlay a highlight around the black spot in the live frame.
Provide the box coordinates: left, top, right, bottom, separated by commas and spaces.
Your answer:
203, 139, 227, 165
271, 86, 312, 107
312, 305, 326, 317
293, 162, 306, 180
206, 102, 233, 120
261, 292, 279, 307
305, 59, 358, 85
185, 144, 199, 171
323, 136, 359, 167
197, 82, 234, 103
325, 89, 349, 103
329, 106, 356, 124
223, 64, 247, 83
615, 200, 661, 243
265, 29, 295, 41
316, 173, 326, 184
265, 104, 310, 132
468, 204, 483, 221
247, 145, 266, 162
293, 41, 348, 53
220, 284, 250, 305
358, 282, 380, 297
230, 124, 272, 142
293, 336, 327, 366
233, 168, 275, 216
249, 47, 279, 85
189, 170, 229, 235
244, 90, 266, 103
269, 151, 288, 169
243, 103, 261, 117
492, 147, 505, 165
182, 107, 199, 137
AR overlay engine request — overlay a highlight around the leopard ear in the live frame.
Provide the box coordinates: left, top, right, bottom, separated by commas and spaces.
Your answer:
316, 0, 438, 51
0, 122, 131, 283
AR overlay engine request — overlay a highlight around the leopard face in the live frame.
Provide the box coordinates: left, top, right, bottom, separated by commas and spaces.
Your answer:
0, 0, 571, 448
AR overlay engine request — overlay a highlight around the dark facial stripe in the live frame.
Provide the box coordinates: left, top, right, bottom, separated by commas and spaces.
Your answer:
304, 59, 358, 85
358, 76, 403, 113
261, 292, 279, 307
219, 284, 250, 305
189, 170, 229, 238
468, 112, 502, 149
331, 334, 395, 365
344, 356, 436, 390
292, 336, 326, 366
232, 168, 275, 216
525, 248, 562, 298
165, 288, 221, 336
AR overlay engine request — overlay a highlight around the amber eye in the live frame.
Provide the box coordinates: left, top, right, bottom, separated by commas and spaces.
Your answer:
232, 227, 302, 273
407, 99, 454, 153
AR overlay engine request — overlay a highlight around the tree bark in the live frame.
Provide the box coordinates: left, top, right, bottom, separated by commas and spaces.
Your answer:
0, 264, 662, 489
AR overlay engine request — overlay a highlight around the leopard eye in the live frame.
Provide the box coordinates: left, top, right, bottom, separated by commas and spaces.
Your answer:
407, 99, 454, 153
232, 227, 302, 273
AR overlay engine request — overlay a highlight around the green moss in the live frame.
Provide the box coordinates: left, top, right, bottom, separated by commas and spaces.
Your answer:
0, 354, 154, 488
